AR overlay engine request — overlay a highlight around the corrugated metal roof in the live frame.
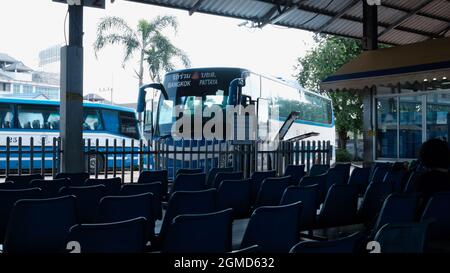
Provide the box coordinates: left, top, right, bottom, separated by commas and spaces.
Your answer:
126, 0, 450, 45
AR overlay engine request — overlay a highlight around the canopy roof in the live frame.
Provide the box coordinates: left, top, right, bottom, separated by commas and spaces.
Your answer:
126, 0, 450, 45
321, 37, 450, 90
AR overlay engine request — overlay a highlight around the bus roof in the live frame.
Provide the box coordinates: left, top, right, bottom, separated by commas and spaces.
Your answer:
0, 97, 136, 113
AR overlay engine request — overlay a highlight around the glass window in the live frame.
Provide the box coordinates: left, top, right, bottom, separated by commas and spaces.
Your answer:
376, 97, 398, 158
427, 93, 450, 142
83, 109, 103, 131
399, 96, 422, 158
0, 104, 14, 128
23, 85, 34, 94
18, 105, 59, 130
119, 111, 139, 139
102, 110, 119, 133
13, 85, 20, 94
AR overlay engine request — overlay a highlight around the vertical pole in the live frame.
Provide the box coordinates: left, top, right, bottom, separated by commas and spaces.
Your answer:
60, 5, 84, 173
362, 0, 378, 51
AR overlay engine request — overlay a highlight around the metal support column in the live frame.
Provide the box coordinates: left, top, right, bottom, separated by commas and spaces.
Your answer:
362, 1, 378, 51
60, 5, 84, 173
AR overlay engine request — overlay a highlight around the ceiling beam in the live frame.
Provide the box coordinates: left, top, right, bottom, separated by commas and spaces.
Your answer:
378, 0, 435, 38
315, 0, 360, 33
189, 0, 206, 16
259, 0, 307, 28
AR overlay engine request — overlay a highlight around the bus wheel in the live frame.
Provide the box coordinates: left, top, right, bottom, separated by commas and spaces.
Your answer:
86, 154, 105, 174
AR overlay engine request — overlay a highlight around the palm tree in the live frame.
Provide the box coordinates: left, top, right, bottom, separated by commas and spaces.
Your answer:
94, 15, 190, 86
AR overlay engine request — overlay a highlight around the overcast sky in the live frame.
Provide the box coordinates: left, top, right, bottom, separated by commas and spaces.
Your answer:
0, 0, 315, 103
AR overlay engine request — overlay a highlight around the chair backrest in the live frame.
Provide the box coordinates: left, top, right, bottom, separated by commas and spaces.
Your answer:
370, 164, 391, 184
120, 182, 163, 220
299, 174, 327, 206
137, 170, 168, 198
371, 193, 419, 236
172, 173, 206, 193
254, 176, 291, 208
30, 178, 70, 197
309, 164, 330, 176
421, 192, 450, 240
85, 177, 122, 196
284, 165, 306, 186
324, 167, 348, 195
317, 184, 359, 228
249, 170, 277, 203
374, 222, 429, 253
207, 167, 233, 188
55, 172, 89, 186
159, 189, 217, 242
240, 201, 303, 253
358, 182, 392, 223
176, 168, 203, 176
289, 232, 366, 253
280, 185, 318, 231
5, 174, 44, 188
97, 193, 155, 239
212, 172, 243, 189
383, 169, 408, 192
230, 245, 260, 253
348, 167, 371, 195
60, 185, 107, 223
403, 171, 420, 193
369, 162, 391, 182
217, 179, 251, 219
0, 188, 42, 242
333, 163, 351, 182
4, 195, 77, 253
67, 217, 147, 253
162, 208, 233, 253
0, 181, 24, 190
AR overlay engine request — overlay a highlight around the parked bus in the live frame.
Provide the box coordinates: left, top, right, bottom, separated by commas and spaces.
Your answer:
138, 67, 335, 176
0, 97, 140, 172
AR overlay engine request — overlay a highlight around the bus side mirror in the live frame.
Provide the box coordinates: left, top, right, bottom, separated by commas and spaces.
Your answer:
228, 78, 244, 106
137, 83, 168, 113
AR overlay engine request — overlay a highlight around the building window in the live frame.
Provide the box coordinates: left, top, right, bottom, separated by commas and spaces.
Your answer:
399, 96, 422, 158
376, 97, 398, 158
23, 85, 34, 94
13, 84, 21, 94
427, 93, 450, 142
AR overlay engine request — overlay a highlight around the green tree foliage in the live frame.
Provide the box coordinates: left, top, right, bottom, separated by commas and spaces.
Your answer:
295, 35, 364, 149
94, 16, 190, 86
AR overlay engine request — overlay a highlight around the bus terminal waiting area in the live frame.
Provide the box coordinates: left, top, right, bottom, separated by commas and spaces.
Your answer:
0, 153, 449, 254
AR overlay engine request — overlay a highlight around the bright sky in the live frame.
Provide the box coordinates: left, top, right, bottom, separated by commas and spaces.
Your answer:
0, 0, 315, 103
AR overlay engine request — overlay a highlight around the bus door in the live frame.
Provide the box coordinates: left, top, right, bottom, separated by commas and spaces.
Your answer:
257, 98, 270, 141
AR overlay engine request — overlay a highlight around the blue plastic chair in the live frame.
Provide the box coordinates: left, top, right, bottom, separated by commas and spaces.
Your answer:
383, 169, 408, 192
4, 195, 77, 253
0, 182, 19, 190
403, 171, 420, 193
0, 188, 42, 243
371, 193, 419, 237
60, 184, 107, 223
55, 172, 89, 186
85, 177, 122, 196
284, 165, 306, 186
333, 163, 351, 183
299, 174, 327, 206
240, 201, 303, 253
67, 217, 147, 253
96, 193, 155, 240
348, 167, 371, 195
370, 164, 391, 184
280, 185, 318, 231
120, 182, 163, 220
358, 182, 392, 223
138, 170, 168, 198
207, 167, 233, 188
162, 209, 233, 253
30, 178, 70, 197
309, 164, 329, 176
217, 179, 251, 219
158, 189, 217, 246
316, 184, 359, 228
254, 176, 291, 208
5, 174, 44, 188
249, 170, 277, 204
290, 232, 366, 253
374, 222, 429, 253
421, 192, 450, 241
172, 173, 206, 193
212, 172, 243, 189
324, 167, 348, 196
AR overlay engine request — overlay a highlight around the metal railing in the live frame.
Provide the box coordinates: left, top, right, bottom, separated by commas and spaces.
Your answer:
0, 137, 332, 182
